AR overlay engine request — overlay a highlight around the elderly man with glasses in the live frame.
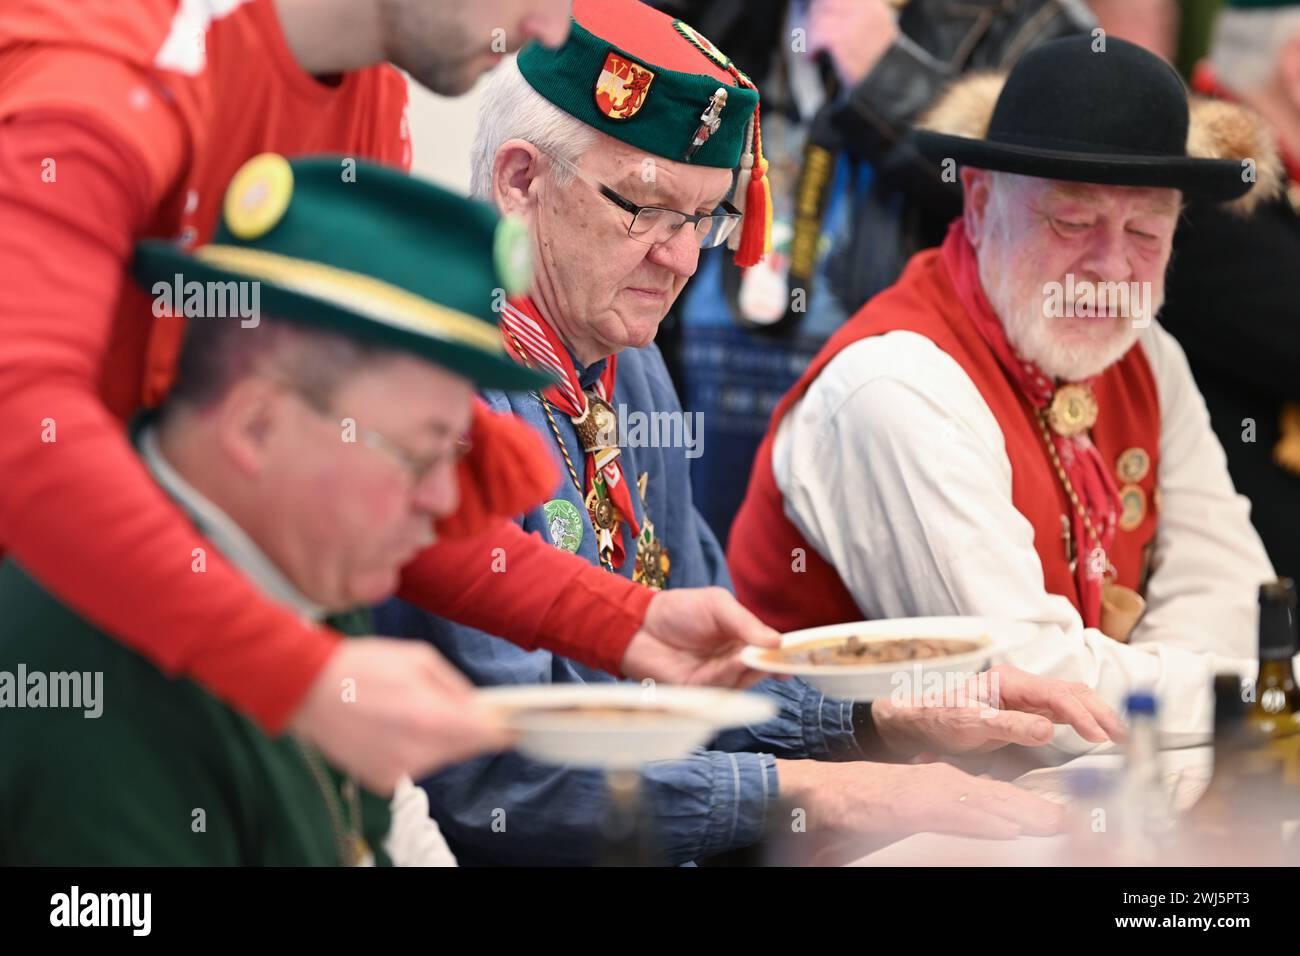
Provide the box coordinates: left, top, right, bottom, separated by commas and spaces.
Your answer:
0, 156, 544, 864
374, 0, 1130, 866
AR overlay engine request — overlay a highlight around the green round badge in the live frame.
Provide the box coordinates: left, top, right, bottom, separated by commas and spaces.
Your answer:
543, 498, 584, 553
493, 215, 533, 296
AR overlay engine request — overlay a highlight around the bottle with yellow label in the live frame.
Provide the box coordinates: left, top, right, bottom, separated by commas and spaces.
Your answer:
1246, 579, 1300, 787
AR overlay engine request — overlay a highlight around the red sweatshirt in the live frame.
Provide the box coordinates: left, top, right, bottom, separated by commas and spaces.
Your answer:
0, 0, 651, 733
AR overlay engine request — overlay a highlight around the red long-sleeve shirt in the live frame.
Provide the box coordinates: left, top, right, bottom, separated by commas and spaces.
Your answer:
0, 0, 651, 733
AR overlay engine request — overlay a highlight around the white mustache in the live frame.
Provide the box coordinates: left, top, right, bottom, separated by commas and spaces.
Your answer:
1040, 276, 1157, 324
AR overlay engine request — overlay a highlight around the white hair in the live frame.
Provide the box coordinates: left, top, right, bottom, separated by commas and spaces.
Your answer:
1210, 8, 1300, 95
469, 56, 598, 201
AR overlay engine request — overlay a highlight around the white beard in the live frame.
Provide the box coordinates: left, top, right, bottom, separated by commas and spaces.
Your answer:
979, 251, 1159, 383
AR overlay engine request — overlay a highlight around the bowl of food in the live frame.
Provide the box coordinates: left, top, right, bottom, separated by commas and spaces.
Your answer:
740, 616, 1037, 701
479, 683, 778, 769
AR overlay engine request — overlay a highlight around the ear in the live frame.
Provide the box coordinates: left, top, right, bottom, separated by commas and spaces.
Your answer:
493, 139, 546, 221
214, 376, 283, 478
962, 167, 994, 246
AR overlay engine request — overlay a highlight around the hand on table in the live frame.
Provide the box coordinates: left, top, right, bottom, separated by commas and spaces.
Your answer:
871, 663, 1125, 758
777, 757, 1064, 841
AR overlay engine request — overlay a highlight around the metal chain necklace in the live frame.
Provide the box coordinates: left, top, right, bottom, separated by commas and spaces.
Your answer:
295, 739, 366, 866
1035, 408, 1110, 575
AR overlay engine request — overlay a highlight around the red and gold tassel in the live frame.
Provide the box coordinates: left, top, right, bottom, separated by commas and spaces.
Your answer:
725, 68, 771, 268
734, 156, 770, 267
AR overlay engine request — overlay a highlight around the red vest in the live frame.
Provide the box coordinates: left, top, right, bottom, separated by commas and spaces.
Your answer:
727, 247, 1161, 632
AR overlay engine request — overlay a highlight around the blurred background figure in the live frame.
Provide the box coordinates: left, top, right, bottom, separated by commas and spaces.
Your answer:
1090, 0, 1181, 62
1160, 0, 1300, 582
650, 0, 1092, 541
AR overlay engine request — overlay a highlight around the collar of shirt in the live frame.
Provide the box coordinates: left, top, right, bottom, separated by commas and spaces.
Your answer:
572, 352, 609, 391
139, 425, 330, 622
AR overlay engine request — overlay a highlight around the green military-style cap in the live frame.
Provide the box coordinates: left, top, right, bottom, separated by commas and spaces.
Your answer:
516, 0, 773, 265
518, 0, 758, 168
132, 153, 553, 392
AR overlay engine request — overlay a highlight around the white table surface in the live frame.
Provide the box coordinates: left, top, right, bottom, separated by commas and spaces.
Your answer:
849, 746, 1216, 866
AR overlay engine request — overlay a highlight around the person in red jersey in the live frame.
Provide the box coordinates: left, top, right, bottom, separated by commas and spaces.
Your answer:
0, 0, 778, 795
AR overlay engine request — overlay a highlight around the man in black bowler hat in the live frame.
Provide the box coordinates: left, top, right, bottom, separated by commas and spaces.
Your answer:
730, 36, 1284, 763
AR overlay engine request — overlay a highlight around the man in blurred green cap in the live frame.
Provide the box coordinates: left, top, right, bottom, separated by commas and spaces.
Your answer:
0, 154, 548, 865
0, 0, 786, 808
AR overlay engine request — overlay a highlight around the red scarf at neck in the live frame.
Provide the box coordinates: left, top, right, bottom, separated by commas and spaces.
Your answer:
498, 297, 641, 567
941, 220, 1119, 627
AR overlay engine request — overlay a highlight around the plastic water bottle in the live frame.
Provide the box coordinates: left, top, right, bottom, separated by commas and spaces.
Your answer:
1114, 691, 1172, 862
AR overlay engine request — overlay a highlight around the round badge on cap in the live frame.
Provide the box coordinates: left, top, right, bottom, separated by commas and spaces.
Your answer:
224, 152, 294, 240
494, 215, 534, 296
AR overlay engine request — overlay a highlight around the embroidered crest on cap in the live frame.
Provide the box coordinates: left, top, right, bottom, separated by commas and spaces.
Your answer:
595, 51, 656, 120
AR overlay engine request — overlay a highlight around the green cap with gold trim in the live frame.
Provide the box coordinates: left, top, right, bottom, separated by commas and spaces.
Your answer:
131, 153, 553, 392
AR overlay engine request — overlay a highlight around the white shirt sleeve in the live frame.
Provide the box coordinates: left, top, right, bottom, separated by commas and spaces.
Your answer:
772, 330, 1255, 761
383, 776, 458, 867
1129, 322, 1275, 658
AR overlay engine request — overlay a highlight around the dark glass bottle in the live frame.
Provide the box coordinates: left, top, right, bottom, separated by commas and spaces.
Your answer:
1246, 579, 1300, 787
1184, 674, 1288, 862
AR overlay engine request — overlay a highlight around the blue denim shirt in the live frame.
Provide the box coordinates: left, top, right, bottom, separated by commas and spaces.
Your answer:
374, 341, 862, 865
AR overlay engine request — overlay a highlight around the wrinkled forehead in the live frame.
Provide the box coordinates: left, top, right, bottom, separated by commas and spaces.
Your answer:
1022, 176, 1183, 216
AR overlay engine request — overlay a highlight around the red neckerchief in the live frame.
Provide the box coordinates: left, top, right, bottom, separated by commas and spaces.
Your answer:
498, 296, 640, 567
941, 220, 1119, 627
1192, 62, 1300, 185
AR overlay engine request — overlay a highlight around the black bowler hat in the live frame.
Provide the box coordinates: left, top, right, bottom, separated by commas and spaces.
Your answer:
913, 35, 1277, 205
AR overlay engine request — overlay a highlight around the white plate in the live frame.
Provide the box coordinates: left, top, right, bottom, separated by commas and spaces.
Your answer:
480, 683, 778, 770
740, 616, 1037, 701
